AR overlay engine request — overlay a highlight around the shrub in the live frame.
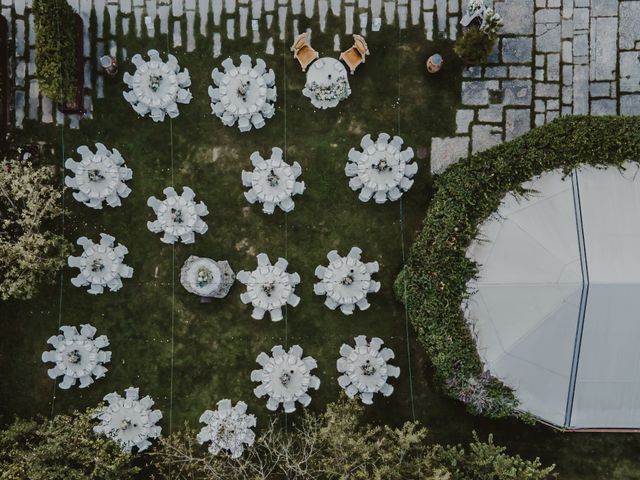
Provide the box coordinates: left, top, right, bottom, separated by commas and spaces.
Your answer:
397, 116, 640, 418
0, 146, 71, 300
453, 27, 496, 65
0, 410, 139, 480
32, 0, 78, 103
148, 397, 555, 479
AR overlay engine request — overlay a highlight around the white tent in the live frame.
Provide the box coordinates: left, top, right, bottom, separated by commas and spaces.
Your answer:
464, 162, 640, 430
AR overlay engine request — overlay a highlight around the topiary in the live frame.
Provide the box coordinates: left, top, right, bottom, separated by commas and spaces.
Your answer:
32, 0, 79, 103
453, 27, 496, 65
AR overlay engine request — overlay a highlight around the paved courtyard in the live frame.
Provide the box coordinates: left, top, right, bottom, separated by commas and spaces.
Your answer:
431, 0, 640, 172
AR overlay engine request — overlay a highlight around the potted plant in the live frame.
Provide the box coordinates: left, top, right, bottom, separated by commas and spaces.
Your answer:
454, 0, 504, 65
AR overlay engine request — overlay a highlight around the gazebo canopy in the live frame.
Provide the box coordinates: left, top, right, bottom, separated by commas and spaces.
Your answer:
464, 162, 640, 430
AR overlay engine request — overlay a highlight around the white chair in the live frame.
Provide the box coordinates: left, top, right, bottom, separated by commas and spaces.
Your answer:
122, 90, 138, 104
88, 284, 105, 295
254, 58, 266, 75
360, 134, 374, 149
177, 88, 192, 104
238, 116, 251, 132
293, 182, 305, 195
250, 113, 265, 129
147, 49, 161, 62
212, 101, 225, 116
244, 189, 259, 203
388, 187, 402, 201
177, 70, 191, 87
222, 57, 235, 72
269, 308, 283, 322
358, 186, 374, 202
241, 170, 254, 187
67, 256, 82, 268
222, 113, 235, 126
374, 191, 387, 204
345, 163, 359, 176
401, 148, 414, 162
377, 132, 390, 144
262, 202, 276, 214
327, 250, 341, 262
106, 195, 122, 208
271, 147, 283, 160
400, 177, 414, 191
133, 102, 150, 116
131, 54, 145, 68
389, 136, 404, 149
240, 54, 252, 69
180, 231, 196, 244
166, 54, 179, 72
263, 70, 275, 86
166, 102, 179, 118
261, 103, 275, 118
123, 71, 134, 87
208, 86, 221, 101
340, 303, 355, 315
404, 162, 418, 177
150, 108, 166, 122
280, 197, 295, 213
211, 68, 224, 85
250, 151, 265, 167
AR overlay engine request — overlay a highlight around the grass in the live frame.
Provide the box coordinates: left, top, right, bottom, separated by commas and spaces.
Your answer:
3, 5, 640, 480
0, 10, 460, 432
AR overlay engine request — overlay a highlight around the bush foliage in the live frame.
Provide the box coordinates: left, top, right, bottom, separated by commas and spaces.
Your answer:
0, 410, 139, 480
0, 148, 71, 300
148, 398, 553, 479
397, 116, 640, 418
453, 27, 496, 65
0, 400, 555, 479
32, 0, 78, 103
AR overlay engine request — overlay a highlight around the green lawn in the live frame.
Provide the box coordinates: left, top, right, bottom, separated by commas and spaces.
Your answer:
3, 7, 640, 480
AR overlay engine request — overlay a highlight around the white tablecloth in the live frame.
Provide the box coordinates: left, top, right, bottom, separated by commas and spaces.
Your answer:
303, 57, 350, 109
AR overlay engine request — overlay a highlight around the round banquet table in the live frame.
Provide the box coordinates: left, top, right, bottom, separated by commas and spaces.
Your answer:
132, 61, 179, 110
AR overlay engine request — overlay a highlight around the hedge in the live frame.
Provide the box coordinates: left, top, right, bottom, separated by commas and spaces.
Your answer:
32, 0, 78, 103
397, 116, 640, 419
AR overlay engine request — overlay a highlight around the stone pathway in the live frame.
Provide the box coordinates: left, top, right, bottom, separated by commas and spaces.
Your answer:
431, 0, 640, 173
2, 0, 638, 159
1, 0, 463, 130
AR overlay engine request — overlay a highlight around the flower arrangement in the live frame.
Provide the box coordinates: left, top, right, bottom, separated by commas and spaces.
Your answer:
196, 267, 214, 288
480, 8, 504, 40
307, 77, 351, 102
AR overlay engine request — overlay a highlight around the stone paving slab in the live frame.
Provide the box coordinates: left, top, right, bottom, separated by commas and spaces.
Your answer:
430, 0, 640, 174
